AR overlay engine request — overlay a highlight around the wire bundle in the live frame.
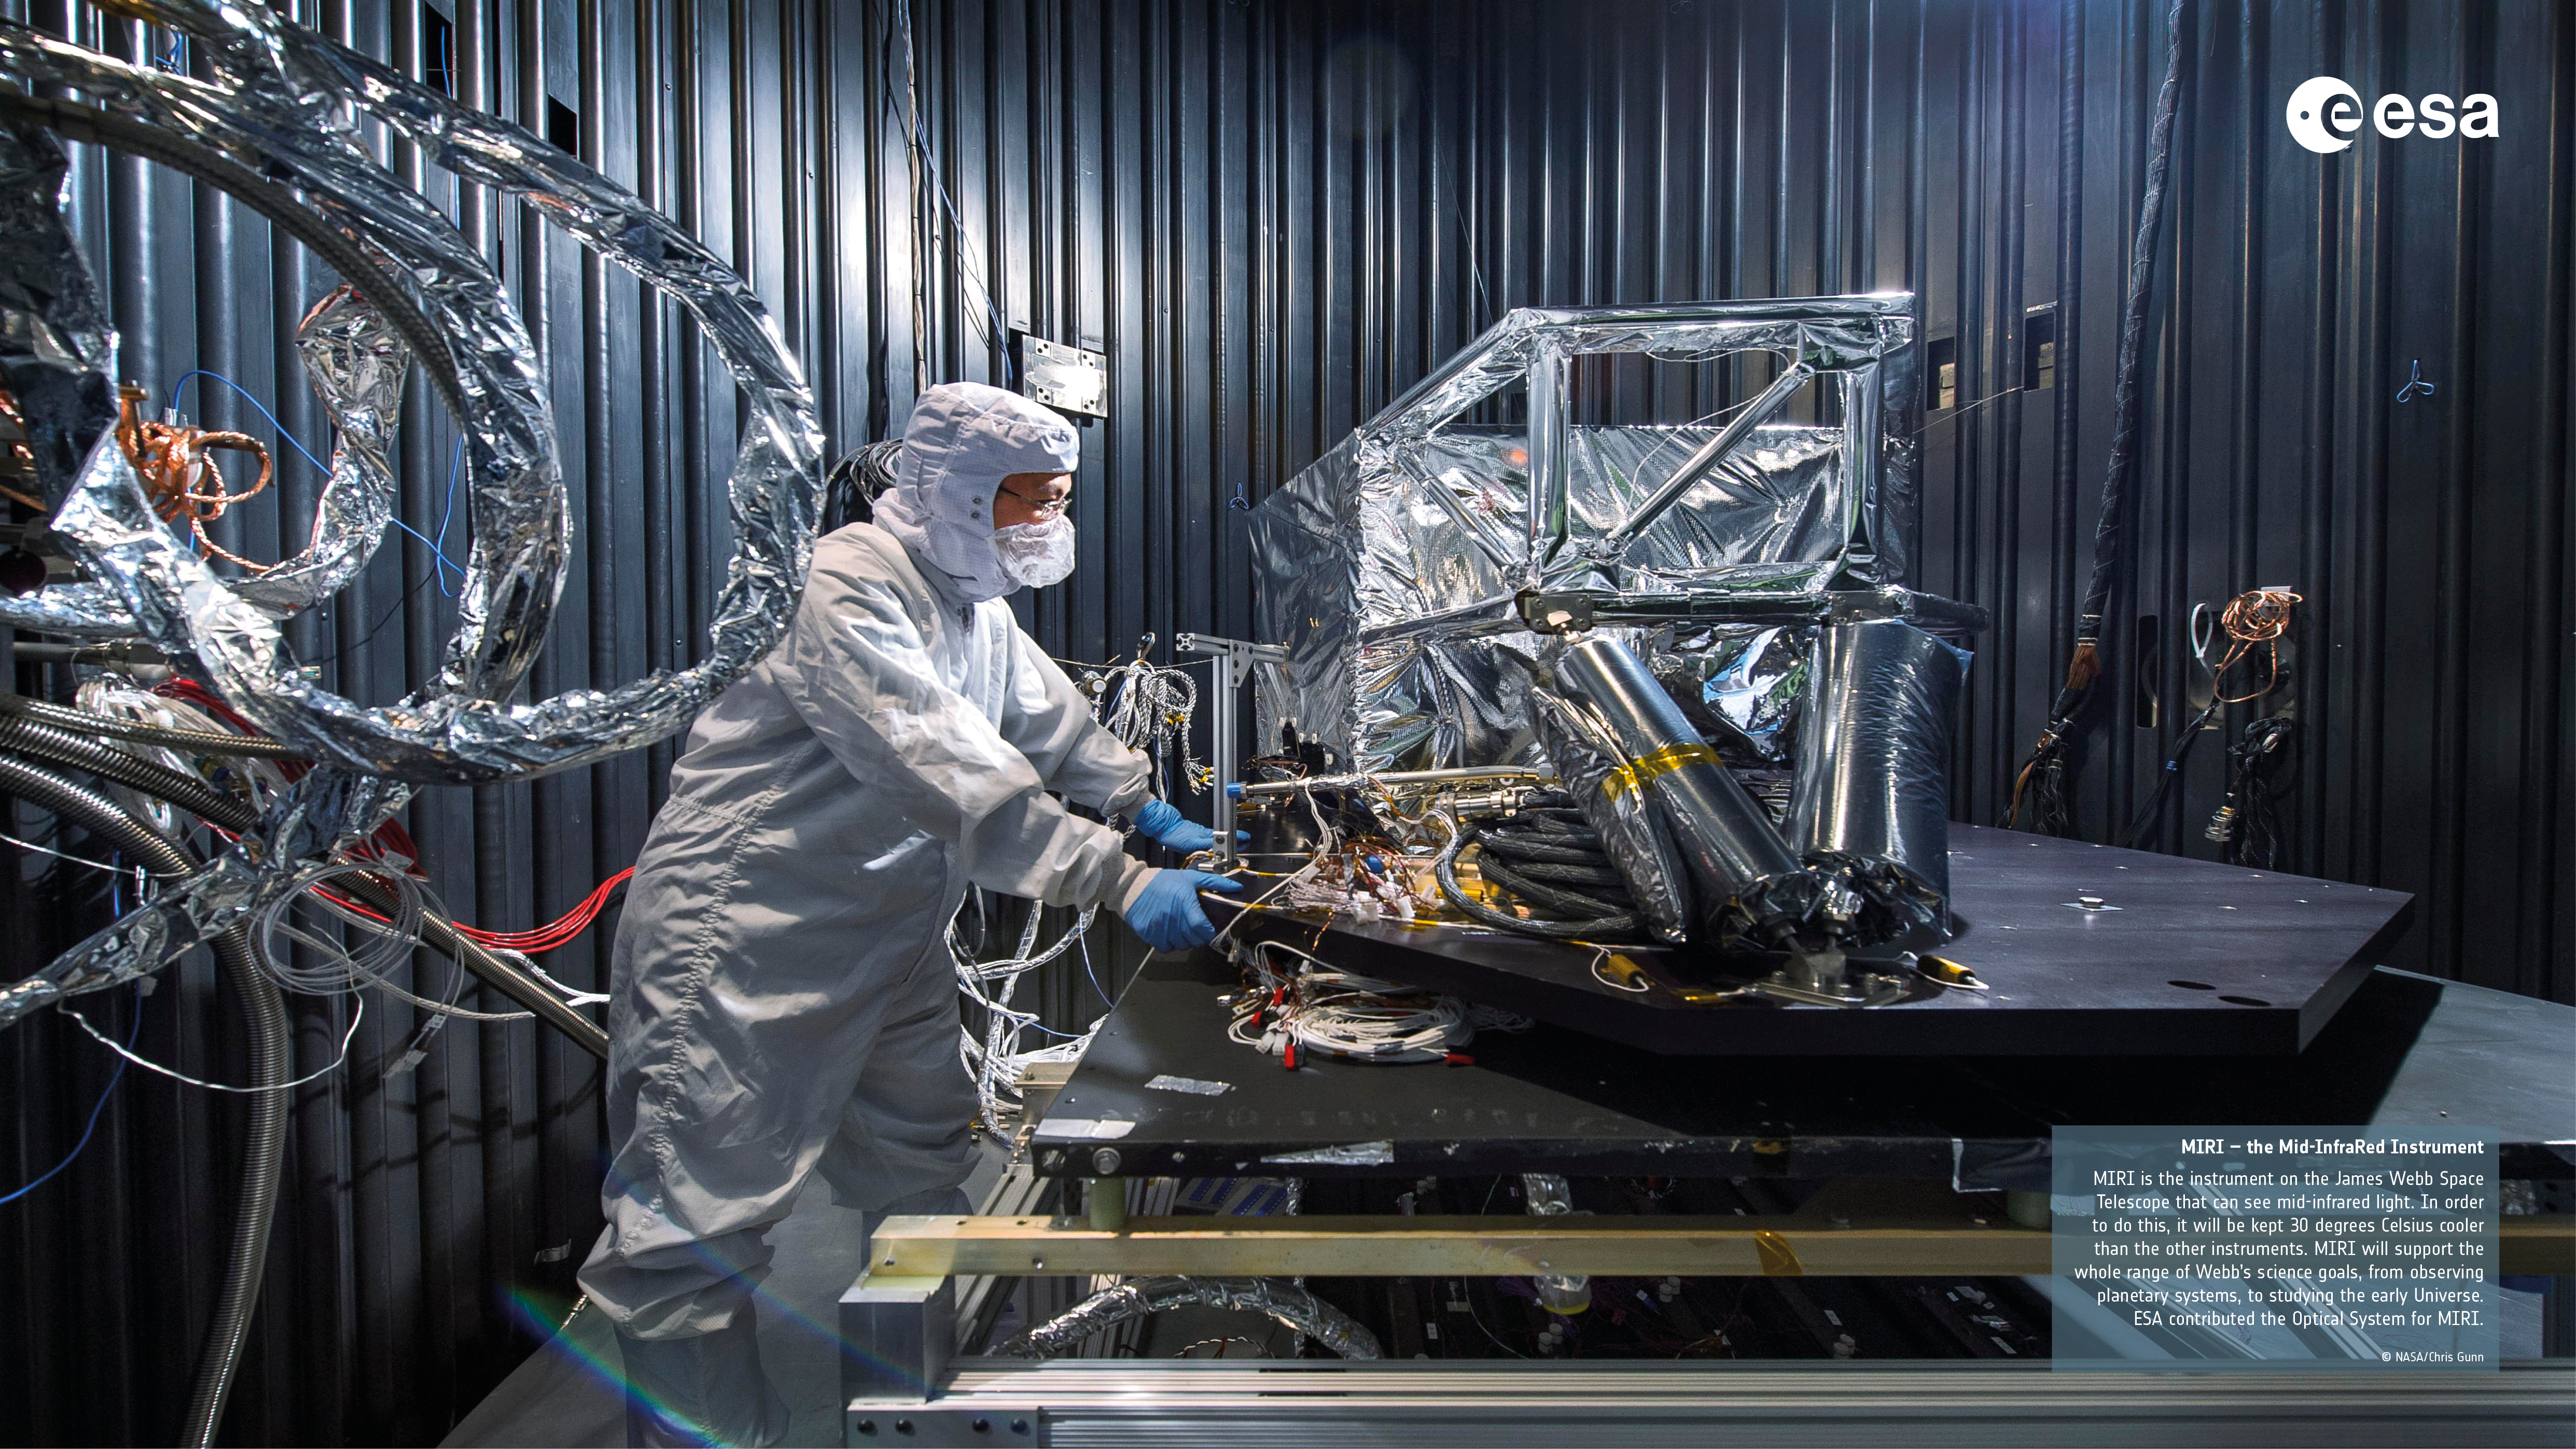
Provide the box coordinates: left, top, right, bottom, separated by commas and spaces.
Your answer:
2002, 0, 2191, 837
2207, 715, 2296, 867
2118, 587, 2301, 851
1100, 652, 1207, 798
451, 868, 634, 955
1433, 799, 1646, 940
112, 382, 275, 574
1226, 939, 1527, 1067
950, 896, 1102, 1132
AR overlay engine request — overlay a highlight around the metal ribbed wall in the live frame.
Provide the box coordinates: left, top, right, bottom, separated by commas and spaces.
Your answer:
1, 1, 2566, 1444
1302, 0, 2569, 1001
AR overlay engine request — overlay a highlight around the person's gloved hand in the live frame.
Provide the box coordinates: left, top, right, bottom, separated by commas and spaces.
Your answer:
1132, 799, 1245, 855
1123, 869, 1243, 952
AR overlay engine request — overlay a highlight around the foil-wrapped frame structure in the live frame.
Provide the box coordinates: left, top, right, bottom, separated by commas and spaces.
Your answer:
1248, 295, 1988, 951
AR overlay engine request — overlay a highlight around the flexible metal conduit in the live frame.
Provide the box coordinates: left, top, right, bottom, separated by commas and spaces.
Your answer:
0, 713, 609, 1057
0, 693, 313, 760
0, 755, 284, 1446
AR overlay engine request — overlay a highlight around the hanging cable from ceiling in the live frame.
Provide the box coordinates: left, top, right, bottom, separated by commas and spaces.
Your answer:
2003, 0, 2190, 836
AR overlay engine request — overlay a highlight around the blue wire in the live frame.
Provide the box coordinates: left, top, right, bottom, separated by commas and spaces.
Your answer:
0, 987, 140, 1207
431, 435, 466, 596
1080, 934, 1113, 1010
164, 368, 469, 581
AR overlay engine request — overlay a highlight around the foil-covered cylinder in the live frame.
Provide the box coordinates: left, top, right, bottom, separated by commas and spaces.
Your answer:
1526, 684, 1690, 942
1784, 619, 1966, 922
1553, 635, 1814, 938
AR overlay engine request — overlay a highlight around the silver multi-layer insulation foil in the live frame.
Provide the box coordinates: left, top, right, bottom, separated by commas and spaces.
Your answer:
998, 1276, 1383, 1361
0, 2, 820, 1026
1552, 636, 1818, 941
1784, 619, 1966, 936
1249, 296, 1921, 774
1525, 683, 1691, 942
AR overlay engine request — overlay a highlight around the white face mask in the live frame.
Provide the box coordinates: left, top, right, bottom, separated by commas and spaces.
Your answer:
992, 515, 1077, 589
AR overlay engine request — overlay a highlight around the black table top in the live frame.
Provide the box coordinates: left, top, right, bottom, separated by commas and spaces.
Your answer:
1032, 955, 2576, 1189
1204, 824, 2415, 1056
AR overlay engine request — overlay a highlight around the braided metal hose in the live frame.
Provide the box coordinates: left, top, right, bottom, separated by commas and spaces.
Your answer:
0, 714, 607, 1055
0, 692, 311, 760
998, 1276, 1381, 1361
0, 755, 284, 1446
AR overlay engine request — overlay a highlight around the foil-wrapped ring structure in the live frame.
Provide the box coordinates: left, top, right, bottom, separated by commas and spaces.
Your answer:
0, 0, 821, 1025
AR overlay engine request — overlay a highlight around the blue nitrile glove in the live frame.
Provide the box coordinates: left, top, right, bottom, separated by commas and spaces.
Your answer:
1122, 869, 1244, 952
1132, 798, 1246, 855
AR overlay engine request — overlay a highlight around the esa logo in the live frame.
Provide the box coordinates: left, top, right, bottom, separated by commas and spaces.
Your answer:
2285, 77, 2498, 154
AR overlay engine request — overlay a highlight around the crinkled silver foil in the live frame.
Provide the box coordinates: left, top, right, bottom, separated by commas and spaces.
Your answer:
0, 116, 119, 635
0, 3, 818, 1021
1526, 682, 1690, 942
1654, 623, 1811, 763
1784, 620, 1968, 937
998, 1276, 1382, 1361
1249, 296, 1921, 774
1554, 635, 1821, 941
227, 285, 410, 615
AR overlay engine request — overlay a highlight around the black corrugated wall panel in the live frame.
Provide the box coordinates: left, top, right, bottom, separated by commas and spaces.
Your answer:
1306, 0, 2567, 1004
0, 2, 2565, 1444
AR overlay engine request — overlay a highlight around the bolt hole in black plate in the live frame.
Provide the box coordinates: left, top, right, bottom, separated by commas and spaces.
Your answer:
2169, 980, 2216, 990
2221, 995, 2272, 1007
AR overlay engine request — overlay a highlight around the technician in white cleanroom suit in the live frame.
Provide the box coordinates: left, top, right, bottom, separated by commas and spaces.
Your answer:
579, 381, 1238, 1447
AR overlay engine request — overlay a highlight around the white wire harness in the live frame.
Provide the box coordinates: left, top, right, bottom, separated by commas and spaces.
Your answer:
1094, 652, 1207, 798
950, 649, 1209, 1137
951, 897, 1102, 1134
1224, 938, 1529, 1066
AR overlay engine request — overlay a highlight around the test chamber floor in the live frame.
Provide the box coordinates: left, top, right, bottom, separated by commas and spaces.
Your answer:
1208, 824, 2413, 1057
1030, 954, 2574, 1186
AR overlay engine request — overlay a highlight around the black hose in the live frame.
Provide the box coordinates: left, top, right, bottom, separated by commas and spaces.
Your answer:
1472, 830, 1610, 867
0, 717, 609, 1056
1474, 852, 1635, 922
0, 693, 312, 760
2071, 0, 2190, 645
2004, 0, 2189, 837
1485, 858, 1626, 888
1432, 815, 1640, 940
0, 755, 285, 1447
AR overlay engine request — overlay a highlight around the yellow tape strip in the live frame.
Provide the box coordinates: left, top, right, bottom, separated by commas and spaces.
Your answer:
1602, 742, 1721, 799
1754, 1229, 1804, 1276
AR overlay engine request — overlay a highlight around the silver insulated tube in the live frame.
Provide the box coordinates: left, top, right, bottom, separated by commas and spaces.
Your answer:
1784, 620, 1966, 902
1553, 636, 1809, 935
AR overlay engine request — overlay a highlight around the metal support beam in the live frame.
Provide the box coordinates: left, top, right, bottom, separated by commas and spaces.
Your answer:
868, 1210, 2576, 1282
869, 1213, 2049, 1280
1175, 633, 1288, 868
839, 1271, 954, 1405
852, 1362, 2576, 1448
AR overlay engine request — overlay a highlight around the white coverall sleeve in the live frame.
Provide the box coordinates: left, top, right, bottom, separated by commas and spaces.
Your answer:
774, 560, 1146, 910
998, 628, 1155, 819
